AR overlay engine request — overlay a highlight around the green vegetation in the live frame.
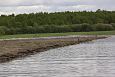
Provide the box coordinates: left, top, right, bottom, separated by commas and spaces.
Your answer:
0, 9, 115, 35
0, 31, 114, 39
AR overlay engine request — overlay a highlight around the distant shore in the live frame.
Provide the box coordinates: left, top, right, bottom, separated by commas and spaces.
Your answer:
0, 31, 114, 40
0, 35, 107, 63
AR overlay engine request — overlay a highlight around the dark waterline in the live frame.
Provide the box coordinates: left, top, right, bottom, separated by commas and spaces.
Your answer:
0, 36, 115, 77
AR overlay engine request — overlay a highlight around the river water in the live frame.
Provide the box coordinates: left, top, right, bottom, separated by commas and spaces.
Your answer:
0, 36, 115, 77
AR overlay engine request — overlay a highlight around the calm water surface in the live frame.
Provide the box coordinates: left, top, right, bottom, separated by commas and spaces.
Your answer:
0, 36, 115, 77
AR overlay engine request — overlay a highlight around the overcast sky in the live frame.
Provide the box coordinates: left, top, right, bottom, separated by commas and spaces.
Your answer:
0, 0, 115, 15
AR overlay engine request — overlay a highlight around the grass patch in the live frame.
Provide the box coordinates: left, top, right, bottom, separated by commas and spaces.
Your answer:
0, 31, 115, 39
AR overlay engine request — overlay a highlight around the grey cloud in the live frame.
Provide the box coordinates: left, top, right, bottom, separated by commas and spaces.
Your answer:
0, 0, 114, 15
0, 0, 80, 7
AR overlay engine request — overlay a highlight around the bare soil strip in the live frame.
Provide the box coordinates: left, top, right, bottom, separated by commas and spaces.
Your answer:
0, 36, 107, 63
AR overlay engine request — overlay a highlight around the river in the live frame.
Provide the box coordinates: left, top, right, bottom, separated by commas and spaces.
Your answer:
0, 36, 115, 77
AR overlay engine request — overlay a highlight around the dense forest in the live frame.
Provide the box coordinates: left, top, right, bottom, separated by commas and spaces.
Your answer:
0, 9, 115, 35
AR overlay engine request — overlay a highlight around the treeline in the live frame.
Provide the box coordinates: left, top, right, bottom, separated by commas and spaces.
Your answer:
0, 9, 115, 35
0, 23, 115, 35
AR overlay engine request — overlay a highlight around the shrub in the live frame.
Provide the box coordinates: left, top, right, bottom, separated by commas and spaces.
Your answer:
0, 26, 9, 35
81, 23, 93, 32
94, 23, 114, 31
111, 23, 115, 29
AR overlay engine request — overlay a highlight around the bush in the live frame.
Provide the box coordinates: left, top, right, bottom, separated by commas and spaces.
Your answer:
0, 26, 9, 35
111, 23, 115, 29
70, 24, 82, 32
94, 23, 114, 31
81, 23, 93, 32
0, 23, 114, 35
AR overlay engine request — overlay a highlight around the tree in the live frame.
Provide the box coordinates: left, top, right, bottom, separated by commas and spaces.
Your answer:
0, 10, 114, 35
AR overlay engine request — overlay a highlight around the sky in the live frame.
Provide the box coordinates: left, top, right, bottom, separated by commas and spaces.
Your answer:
0, 0, 115, 15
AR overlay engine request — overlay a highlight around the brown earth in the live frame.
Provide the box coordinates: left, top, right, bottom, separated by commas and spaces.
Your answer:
0, 36, 107, 63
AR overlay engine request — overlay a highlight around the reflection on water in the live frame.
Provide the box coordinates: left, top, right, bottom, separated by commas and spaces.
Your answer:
0, 36, 115, 77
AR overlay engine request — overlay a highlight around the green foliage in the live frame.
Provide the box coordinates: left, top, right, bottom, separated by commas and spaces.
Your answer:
94, 23, 114, 31
0, 10, 115, 35
80, 23, 93, 32
111, 23, 115, 29
0, 26, 6, 35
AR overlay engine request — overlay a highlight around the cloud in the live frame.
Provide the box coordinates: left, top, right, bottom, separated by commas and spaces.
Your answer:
0, 0, 114, 15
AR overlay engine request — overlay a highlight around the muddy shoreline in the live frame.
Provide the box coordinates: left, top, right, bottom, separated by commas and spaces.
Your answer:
0, 36, 107, 63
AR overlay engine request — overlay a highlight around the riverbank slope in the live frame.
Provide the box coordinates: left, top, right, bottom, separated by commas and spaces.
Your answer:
0, 36, 107, 63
